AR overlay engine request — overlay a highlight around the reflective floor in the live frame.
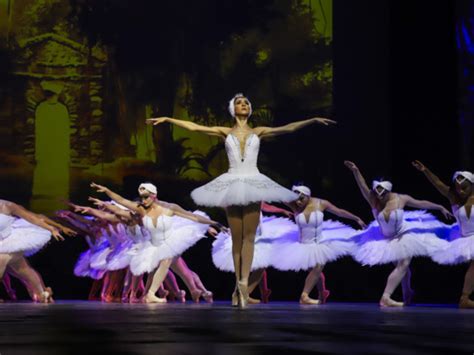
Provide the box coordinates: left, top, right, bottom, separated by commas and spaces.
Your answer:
0, 301, 473, 354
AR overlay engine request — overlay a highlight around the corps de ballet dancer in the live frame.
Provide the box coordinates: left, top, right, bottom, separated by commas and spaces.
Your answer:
147, 93, 335, 307
0, 199, 68, 303
412, 161, 474, 308
344, 161, 452, 307
272, 185, 366, 304
90, 182, 220, 303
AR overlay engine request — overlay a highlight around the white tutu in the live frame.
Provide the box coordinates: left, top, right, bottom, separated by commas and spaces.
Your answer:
352, 210, 450, 266
432, 226, 474, 265
273, 219, 357, 271
89, 234, 113, 271
212, 216, 295, 272
191, 133, 297, 207
0, 215, 51, 256
130, 212, 208, 275
106, 240, 134, 271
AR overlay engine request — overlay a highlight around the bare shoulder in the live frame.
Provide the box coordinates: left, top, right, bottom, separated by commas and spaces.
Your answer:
253, 126, 271, 136
0, 199, 16, 214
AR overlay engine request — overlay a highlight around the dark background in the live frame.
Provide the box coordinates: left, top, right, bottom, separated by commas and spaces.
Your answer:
3, 0, 473, 303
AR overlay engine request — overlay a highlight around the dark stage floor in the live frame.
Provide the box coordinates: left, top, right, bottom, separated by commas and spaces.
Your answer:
0, 301, 473, 355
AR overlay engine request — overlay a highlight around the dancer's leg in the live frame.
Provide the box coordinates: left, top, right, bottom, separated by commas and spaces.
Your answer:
460, 261, 474, 308
226, 206, 243, 305
144, 258, 173, 303
300, 265, 324, 304
380, 258, 411, 307
316, 272, 330, 304
171, 257, 200, 302
8, 256, 48, 303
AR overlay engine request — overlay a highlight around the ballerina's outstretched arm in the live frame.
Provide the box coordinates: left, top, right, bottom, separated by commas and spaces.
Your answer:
400, 194, 453, 220
4, 202, 64, 241
38, 214, 77, 237
159, 201, 224, 229
70, 203, 121, 224
254, 117, 336, 139
321, 200, 367, 229
412, 160, 452, 200
261, 202, 293, 218
344, 161, 373, 206
146, 117, 230, 138
90, 183, 143, 214
88, 197, 133, 220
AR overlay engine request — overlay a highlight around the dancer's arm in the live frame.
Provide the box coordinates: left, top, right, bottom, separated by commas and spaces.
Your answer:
6, 202, 64, 241
90, 183, 142, 213
412, 160, 452, 200
56, 211, 92, 235
344, 161, 373, 206
160, 201, 220, 225
321, 200, 367, 228
38, 214, 77, 236
261, 202, 293, 218
71, 203, 121, 223
401, 194, 453, 219
146, 117, 230, 138
88, 197, 133, 220
255, 117, 336, 139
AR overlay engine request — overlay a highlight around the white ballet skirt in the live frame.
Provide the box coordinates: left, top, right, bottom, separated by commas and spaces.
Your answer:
211, 214, 296, 272
352, 210, 450, 266
74, 241, 107, 280
0, 213, 51, 256
89, 229, 114, 271
105, 223, 136, 271
273, 209, 358, 271
432, 205, 474, 264
191, 133, 298, 207
129, 212, 209, 276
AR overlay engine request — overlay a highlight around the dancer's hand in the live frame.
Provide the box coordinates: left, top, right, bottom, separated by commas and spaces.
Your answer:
50, 228, 65, 241
207, 227, 219, 238
55, 210, 71, 218
412, 160, 426, 172
90, 182, 109, 193
88, 197, 105, 207
314, 117, 337, 126
440, 207, 454, 220
283, 210, 294, 218
74, 206, 91, 214
356, 218, 367, 229
344, 160, 359, 172
146, 117, 168, 126
60, 226, 77, 237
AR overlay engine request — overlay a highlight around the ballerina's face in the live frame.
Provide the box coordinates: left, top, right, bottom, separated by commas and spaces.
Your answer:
233, 97, 251, 118
138, 188, 156, 208
454, 176, 472, 198
295, 193, 310, 209
374, 186, 389, 201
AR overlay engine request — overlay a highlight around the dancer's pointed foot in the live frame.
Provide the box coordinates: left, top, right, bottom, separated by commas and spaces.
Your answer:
143, 292, 167, 304
157, 288, 169, 299
178, 290, 186, 303
231, 287, 239, 307
299, 293, 320, 305
459, 294, 474, 309
6, 287, 17, 301
262, 289, 272, 304
45, 287, 54, 303
202, 291, 213, 303
248, 297, 261, 304
319, 289, 330, 304
191, 290, 202, 303
380, 294, 404, 307
237, 281, 249, 309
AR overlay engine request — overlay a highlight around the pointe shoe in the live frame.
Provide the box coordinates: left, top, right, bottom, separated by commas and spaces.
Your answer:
39, 290, 51, 304
191, 290, 203, 303
45, 287, 54, 303
157, 289, 169, 299
459, 294, 474, 309
319, 289, 330, 304
261, 289, 272, 304
237, 281, 249, 309
299, 294, 320, 305
231, 288, 239, 307
248, 297, 261, 304
6, 288, 17, 301
143, 292, 167, 304
177, 290, 186, 303
379, 295, 404, 307
202, 291, 213, 303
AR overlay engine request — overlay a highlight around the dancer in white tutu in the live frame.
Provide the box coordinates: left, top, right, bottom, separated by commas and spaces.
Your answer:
344, 161, 452, 307
90, 182, 219, 303
147, 93, 335, 307
272, 185, 366, 304
412, 161, 474, 308
0, 199, 66, 303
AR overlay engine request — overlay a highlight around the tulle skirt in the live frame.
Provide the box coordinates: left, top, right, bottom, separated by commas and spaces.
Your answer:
352, 211, 450, 266
212, 216, 295, 272
273, 220, 357, 271
191, 171, 297, 207
0, 218, 51, 256
129, 215, 208, 276
431, 225, 474, 264
74, 249, 106, 280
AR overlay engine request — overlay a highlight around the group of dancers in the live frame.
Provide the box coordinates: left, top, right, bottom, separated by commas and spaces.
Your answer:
0, 94, 473, 309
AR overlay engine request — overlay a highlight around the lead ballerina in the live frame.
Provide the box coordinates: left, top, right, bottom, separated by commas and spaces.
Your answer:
147, 93, 335, 307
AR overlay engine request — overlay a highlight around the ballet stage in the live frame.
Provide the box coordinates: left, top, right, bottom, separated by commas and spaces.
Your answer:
1, 302, 472, 354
